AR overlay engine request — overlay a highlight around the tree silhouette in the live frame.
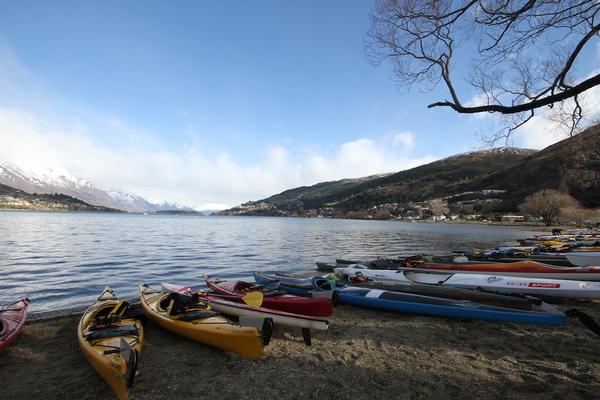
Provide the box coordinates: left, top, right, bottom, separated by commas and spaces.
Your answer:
367, 0, 600, 139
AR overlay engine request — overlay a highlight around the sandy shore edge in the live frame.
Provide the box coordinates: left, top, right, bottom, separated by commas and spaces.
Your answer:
2, 301, 599, 400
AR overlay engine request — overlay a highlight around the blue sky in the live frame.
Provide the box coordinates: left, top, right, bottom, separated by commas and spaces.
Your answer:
0, 1, 597, 208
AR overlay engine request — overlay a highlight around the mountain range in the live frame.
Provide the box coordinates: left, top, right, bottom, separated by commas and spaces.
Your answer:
222, 123, 600, 216
0, 183, 120, 212
0, 162, 193, 213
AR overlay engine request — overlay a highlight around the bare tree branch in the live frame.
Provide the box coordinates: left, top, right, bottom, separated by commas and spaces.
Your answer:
367, 0, 600, 137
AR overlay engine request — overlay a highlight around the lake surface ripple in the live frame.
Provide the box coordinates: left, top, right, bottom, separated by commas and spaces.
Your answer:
0, 212, 538, 314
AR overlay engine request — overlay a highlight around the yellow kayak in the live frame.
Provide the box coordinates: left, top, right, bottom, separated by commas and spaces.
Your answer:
139, 283, 269, 359
542, 240, 564, 246
77, 288, 144, 400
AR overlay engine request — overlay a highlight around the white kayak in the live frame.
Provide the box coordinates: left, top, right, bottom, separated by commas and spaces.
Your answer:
334, 266, 600, 299
205, 295, 329, 331
566, 252, 600, 267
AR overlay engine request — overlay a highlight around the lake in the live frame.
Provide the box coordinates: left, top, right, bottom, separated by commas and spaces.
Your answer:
0, 211, 539, 314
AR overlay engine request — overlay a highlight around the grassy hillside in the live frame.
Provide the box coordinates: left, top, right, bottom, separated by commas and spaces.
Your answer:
224, 123, 600, 216
251, 148, 536, 212
473, 124, 600, 210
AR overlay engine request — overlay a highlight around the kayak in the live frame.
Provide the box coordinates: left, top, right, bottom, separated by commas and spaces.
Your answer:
160, 283, 329, 346
0, 297, 30, 352
409, 253, 576, 267
163, 283, 329, 331
402, 260, 600, 280
337, 287, 567, 325
204, 276, 334, 317
206, 295, 329, 331
252, 271, 344, 296
468, 254, 576, 268
336, 258, 405, 269
335, 266, 600, 299
78, 289, 144, 400
316, 262, 337, 273
566, 252, 600, 267
139, 283, 270, 359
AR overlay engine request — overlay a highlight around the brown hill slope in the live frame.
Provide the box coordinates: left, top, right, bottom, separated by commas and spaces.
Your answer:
224, 123, 600, 215
473, 124, 600, 210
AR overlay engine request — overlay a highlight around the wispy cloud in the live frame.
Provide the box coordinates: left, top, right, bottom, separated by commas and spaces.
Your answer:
0, 45, 437, 209
0, 107, 436, 208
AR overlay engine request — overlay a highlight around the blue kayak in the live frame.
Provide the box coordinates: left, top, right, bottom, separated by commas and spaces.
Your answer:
337, 287, 567, 326
253, 272, 346, 297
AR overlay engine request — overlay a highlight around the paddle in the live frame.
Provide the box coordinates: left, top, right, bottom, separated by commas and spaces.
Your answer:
120, 338, 138, 389
241, 291, 264, 308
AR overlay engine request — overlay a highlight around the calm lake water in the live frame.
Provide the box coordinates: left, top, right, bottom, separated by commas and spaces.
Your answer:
0, 211, 539, 314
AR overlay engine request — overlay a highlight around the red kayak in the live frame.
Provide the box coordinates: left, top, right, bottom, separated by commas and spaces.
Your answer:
0, 297, 30, 352
204, 276, 333, 317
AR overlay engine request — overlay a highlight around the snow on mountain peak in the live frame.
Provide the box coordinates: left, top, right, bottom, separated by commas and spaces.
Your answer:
0, 161, 94, 191
1, 161, 195, 212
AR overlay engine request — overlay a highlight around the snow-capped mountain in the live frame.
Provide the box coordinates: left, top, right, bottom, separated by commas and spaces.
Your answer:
107, 190, 194, 213
0, 162, 193, 212
0, 162, 122, 209
106, 190, 157, 213
447, 147, 537, 160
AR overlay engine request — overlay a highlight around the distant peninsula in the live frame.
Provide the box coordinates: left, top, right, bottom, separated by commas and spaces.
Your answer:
0, 183, 121, 212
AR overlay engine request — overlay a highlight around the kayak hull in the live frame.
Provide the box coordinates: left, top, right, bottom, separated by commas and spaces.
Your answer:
253, 271, 344, 295
252, 272, 314, 296
139, 284, 265, 359
77, 289, 144, 400
566, 252, 600, 267
335, 267, 600, 299
205, 295, 329, 331
337, 287, 567, 326
0, 297, 29, 352
404, 261, 600, 281
205, 276, 333, 317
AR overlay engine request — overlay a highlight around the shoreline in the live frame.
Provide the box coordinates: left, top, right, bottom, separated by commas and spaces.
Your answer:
0, 208, 573, 230
2, 301, 599, 399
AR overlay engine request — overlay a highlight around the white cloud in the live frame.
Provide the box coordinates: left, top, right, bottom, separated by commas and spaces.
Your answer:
465, 93, 494, 120
0, 107, 436, 208
391, 131, 415, 149
0, 42, 439, 208
513, 115, 569, 149
514, 69, 600, 149
303, 135, 435, 183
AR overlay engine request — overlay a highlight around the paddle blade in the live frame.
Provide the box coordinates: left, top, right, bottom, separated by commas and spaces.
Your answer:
120, 338, 138, 389
241, 291, 264, 308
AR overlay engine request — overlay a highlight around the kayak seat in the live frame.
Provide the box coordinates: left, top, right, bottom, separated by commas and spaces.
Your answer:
181, 310, 219, 321
86, 325, 139, 341
159, 293, 203, 316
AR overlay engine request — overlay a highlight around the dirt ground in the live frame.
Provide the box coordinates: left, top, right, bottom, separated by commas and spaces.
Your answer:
1, 301, 599, 400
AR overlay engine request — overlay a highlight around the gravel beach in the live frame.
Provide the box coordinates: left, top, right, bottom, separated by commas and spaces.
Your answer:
2, 302, 599, 400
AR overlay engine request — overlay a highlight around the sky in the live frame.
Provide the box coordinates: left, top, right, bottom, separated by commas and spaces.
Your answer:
0, 1, 598, 209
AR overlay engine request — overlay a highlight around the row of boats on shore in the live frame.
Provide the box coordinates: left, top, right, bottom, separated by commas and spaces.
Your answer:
2, 229, 600, 399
